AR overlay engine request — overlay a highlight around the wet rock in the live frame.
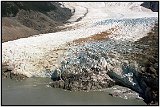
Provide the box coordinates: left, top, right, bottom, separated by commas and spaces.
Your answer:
141, 2, 159, 12
51, 68, 62, 81
51, 70, 115, 91
59, 80, 65, 88
50, 81, 60, 88
2, 67, 27, 80
71, 81, 81, 91
141, 67, 146, 73
107, 63, 143, 94
10, 73, 27, 80
50, 80, 64, 89
153, 63, 158, 70
2, 70, 11, 79
149, 66, 157, 75
106, 85, 143, 100
144, 87, 152, 104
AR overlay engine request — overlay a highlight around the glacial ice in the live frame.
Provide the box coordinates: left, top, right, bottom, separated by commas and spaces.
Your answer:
2, 2, 158, 77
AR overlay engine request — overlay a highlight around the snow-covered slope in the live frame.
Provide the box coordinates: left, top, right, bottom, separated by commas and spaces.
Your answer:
2, 2, 158, 77
62, 2, 157, 27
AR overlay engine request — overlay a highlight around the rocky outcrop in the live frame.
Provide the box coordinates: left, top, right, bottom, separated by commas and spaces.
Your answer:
50, 68, 115, 91
2, 2, 72, 20
107, 24, 159, 105
2, 65, 27, 80
106, 85, 143, 100
141, 2, 159, 12
131, 24, 158, 105
50, 73, 115, 91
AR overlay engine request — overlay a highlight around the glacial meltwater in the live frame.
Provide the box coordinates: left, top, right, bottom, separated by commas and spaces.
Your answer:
2, 78, 146, 105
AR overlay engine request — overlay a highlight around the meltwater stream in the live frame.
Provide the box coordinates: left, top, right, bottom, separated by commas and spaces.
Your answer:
2, 78, 146, 105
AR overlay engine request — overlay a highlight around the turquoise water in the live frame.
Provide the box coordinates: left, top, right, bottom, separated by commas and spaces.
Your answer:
2, 78, 146, 105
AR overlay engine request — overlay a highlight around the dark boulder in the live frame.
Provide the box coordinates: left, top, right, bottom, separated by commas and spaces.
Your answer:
141, 2, 159, 12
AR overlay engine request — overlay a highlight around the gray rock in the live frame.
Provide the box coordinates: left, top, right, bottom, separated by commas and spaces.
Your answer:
149, 66, 157, 75
141, 2, 158, 12
106, 85, 143, 100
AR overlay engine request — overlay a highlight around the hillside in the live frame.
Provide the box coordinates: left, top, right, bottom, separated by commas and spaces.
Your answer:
2, 2, 72, 42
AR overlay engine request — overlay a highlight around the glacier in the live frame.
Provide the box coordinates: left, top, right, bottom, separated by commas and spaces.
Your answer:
2, 2, 158, 77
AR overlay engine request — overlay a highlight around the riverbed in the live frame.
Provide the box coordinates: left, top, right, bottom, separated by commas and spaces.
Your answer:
2, 78, 146, 105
